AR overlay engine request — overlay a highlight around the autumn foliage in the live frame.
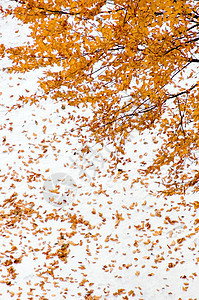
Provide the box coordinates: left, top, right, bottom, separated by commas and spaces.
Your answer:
1, 0, 199, 195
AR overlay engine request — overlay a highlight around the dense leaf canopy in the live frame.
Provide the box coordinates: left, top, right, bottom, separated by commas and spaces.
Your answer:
1, 0, 199, 195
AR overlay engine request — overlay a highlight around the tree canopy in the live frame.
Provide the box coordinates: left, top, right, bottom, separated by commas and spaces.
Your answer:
1, 0, 199, 196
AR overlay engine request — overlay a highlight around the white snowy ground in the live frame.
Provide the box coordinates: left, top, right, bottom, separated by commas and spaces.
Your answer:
0, 4, 199, 300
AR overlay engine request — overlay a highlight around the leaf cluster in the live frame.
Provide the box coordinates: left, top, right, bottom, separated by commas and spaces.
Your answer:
1, 0, 199, 194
